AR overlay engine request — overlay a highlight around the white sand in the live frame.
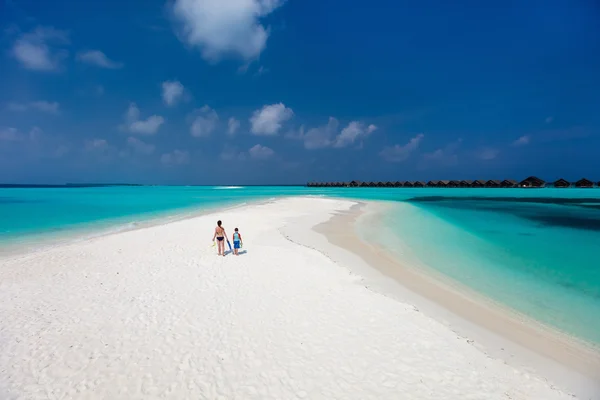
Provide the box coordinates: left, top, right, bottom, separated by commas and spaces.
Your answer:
0, 197, 574, 399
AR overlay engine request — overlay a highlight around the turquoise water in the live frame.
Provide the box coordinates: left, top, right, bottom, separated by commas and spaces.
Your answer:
2, 186, 600, 345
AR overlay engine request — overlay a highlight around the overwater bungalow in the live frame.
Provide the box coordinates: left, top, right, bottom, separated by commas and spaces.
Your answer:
360, 182, 369, 187
471, 180, 485, 188
404, 181, 414, 187
448, 180, 460, 188
385, 181, 394, 187
375, 181, 384, 187
485, 180, 501, 188
394, 181, 404, 187
519, 176, 545, 188
427, 180, 439, 187
349, 180, 360, 187
575, 178, 594, 188
414, 181, 425, 187
553, 178, 570, 188
460, 180, 473, 188
500, 179, 517, 188
438, 180, 450, 187
367, 182, 377, 187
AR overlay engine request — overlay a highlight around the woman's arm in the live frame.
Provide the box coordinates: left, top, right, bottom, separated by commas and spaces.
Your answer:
212, 228, 217, 240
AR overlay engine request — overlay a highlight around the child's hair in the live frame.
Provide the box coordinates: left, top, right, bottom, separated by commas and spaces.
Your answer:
217, 220, 222, 227
234, 228, 239, 232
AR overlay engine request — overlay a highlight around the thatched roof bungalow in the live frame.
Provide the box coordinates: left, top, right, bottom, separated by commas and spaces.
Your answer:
367, 182, 377, 187
360, 181, 369, 187
460, 180, 473, 188
414, 181, 425, 187
471, 180, 485, 188
553, 179, 570, 188
575, 178, 593, 188
394, 181, 404, 187
375, 181, 384, 187
427, 180, 439, 187
485, 180, 501, 188
349, 180, 360, 187
448, 180, 460, 188
404, 181, 414, 187
500, 179, 517, 188
385, 181, 394, 187
438, 180, 450, 187
519, 176, 545, 188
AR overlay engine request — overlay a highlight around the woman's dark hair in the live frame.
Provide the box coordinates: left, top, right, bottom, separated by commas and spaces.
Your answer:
234, 228, 238, 232
217, 220, 222, 227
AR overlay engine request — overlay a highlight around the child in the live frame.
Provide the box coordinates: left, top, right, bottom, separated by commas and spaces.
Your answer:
232, 228, 243, 255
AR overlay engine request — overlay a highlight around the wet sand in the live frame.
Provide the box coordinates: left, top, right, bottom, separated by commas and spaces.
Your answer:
309, 201, 600, 399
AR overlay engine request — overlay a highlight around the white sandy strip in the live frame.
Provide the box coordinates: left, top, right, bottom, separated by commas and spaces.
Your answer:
0, 197, 571, 400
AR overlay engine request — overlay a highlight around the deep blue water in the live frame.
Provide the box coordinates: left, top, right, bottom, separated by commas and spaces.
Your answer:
1, 185, 599, 345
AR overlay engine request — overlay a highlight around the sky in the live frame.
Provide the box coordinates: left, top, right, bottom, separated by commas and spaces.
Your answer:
0, 0, 599, 185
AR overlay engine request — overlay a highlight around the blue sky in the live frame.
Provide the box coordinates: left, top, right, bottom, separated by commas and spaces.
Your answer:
1, 0, 599, 185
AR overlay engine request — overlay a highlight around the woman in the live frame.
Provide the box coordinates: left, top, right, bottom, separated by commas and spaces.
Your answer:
212, 220, 227, 256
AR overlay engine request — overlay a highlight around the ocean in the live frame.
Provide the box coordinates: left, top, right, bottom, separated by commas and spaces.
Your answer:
1, 185, 599, 346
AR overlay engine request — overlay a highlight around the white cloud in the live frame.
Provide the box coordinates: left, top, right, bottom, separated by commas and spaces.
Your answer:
11, 26, 69, 71
248, 144, 274, 159
0, 127, 47, 142
190, 106, 219, 137
512, 135, 530, 146
380, 134, 424, 162
0, 127, 20, 141
53, 144, 70, 158
287, 118, 375, 150
123, 103, 165, 135
333, 121, 377, 148
29, 126, 43, 141
169, 0, 286, 62
303, 118, 339, 149
161, 149, 190, 165
85, 138, 109, 151
477, 148, 499, 160
161, 80, 185, 106
127, 137, 155, 155
7, 101, 60, 114
130, 117, 165, 135
422, 139, 462, 167
228, 117, 241, 135
220, 145, 246, 161
250, 103, 293, 135
76, 50, 123, 69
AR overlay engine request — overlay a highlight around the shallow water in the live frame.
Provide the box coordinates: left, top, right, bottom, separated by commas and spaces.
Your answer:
2, 185, 599, 345
358, 195, 600, 346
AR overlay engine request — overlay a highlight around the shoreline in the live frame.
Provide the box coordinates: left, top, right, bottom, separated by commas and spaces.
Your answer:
0, 197, 275, 260
303, 200, 600, 398
0, 196, 592, 399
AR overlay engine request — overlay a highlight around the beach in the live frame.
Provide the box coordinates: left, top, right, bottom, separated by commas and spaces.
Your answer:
0, 197, 596, 399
